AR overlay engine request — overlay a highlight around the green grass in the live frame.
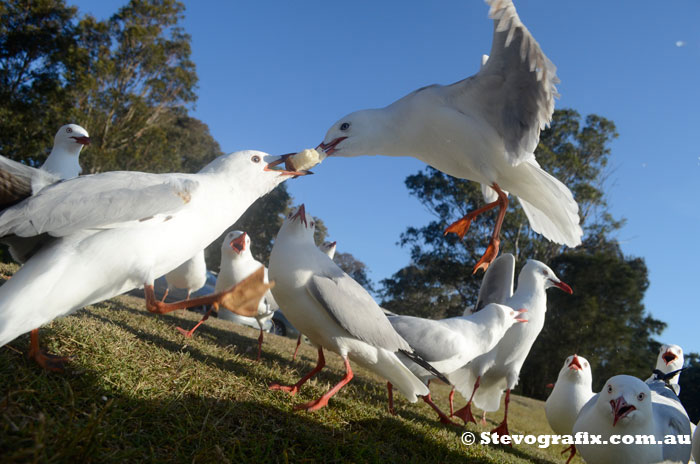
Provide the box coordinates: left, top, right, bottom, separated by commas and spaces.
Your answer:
0, 263, 582, 463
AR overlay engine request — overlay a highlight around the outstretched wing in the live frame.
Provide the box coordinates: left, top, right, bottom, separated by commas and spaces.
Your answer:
0, 155, 60, 209
474, 253, 515, 312
0, 171, 199, 238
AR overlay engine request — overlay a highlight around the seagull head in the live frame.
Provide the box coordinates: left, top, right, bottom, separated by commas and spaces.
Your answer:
54, 124, 90, 153
522, 260, 573, 294
320, 241, 337, 259
225, 230, 250, 258
597, 375, 651, 427
656, 344, 684, 372
279, 204, 317, 243
558, 354, 592, 385
318, 109, 390, 157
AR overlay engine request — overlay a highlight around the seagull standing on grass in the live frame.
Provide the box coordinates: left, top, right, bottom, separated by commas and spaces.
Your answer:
268, 205, 448, 411
0, 150, 305, 370
544, 354, 594, 463
573, 375, 692, 464
446, 253, 572, 435
291, 240, 337, 361
318, 0, 582, 273
386, 303, 527, 424
646, 344, 685, 395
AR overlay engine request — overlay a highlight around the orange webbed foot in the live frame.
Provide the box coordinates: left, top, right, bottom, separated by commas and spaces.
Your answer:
29, 349, 71, 372
472, 238, 500, 274
444, 216, 473, 239
452, 402, 477, 425
269, 383, 299, 396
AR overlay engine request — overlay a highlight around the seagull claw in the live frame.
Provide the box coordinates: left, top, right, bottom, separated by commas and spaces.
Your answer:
472, 238, 500, 274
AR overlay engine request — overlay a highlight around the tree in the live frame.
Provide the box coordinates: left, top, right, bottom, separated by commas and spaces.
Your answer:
333, 252, 375, 293
679, 353, 700, 424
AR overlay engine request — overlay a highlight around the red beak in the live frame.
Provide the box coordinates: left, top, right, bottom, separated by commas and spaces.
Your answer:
568, 354, 583, 371
316, 136, 347, 156
551, 279, 573, 294
515, 308, 528, 323
610, 396, 635, 426
71, 135, 91, 146
264, 153, 312, 177
662, 350, 678, 365
230, 232, 247, 254
291, 204, 308, 228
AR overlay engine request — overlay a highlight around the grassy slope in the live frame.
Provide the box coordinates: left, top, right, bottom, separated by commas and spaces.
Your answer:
0, 264, 582, 463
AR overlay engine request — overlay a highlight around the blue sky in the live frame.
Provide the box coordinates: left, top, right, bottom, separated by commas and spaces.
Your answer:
74, 1, 700, 356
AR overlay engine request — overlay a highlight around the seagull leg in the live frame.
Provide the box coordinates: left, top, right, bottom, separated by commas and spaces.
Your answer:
292, 334, 302, 360
160, 288, 169, 303
145, 267, 269, 317
562, 444, 577, 464
185, 290, 192, 300
480, 411, 487, 426
295, 356, 354, 411
270, 347, 325, 395
490, 388, 511, 441
27, 329, 71, 372
256, 327, 264, 361
176, 304, 217, 338
448, 387, 455, 416
387, 382, 396, 415
422, 393, 461, 426
453, 376, 480, 425
473, 184, 508, 274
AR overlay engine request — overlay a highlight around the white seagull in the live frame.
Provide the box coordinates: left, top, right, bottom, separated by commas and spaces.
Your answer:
387, 303, 527, 424
268, 204, 447, 411
319, 0, 581, 273
162, 249, 207, 301
646, 344, 685, 395
0, 150, 305, 370
40, 124, 90, 179
446, 253, 572, 434
211, 230, 278, 360
573, 375, 692, 464
545, 354, 594, 463
291, 240, 337, 361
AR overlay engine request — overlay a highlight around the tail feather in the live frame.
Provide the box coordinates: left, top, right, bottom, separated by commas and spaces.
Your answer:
399, 349, 451, 385
511, 160, 582, 247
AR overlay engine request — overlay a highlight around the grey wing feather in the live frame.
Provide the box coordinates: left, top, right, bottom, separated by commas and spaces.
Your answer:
389, 316, 460, 363
574, 393, 599, 428
440, 0, 558, 166
0, 155, 59, 208
0, 171, 199, 238
474, 253, 515, 312
648, 381, 692, 461
307, 274, 411, 352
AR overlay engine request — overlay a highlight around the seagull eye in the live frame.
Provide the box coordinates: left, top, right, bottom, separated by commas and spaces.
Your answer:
310, 221, 314, 227
251, 155, 261, 163
637, 393, 645, 401
340, 122, 350, 131
583, 361, 588, 367
607, 385, 613, 394
66, 127, 72, 133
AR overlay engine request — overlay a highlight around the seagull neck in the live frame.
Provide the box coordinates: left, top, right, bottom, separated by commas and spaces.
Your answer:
41, 148, 81, 178
511, 274, 547, 313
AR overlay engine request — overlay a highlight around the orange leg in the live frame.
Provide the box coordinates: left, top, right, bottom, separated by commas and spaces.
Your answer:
490, 389, 511, 440
448, 387, 455, 416
444, 183, 509, 274
27, 329, 71, 372
176, 304, 217, 338
294, 356, 354, 411
270, 347, 325, 395
292, 334, 302, 360
256, 327, 264, 361
453, 375, 480, 425
160, 288, 170, 303
387, 382, 396, 415
481, 411, 487, 426
422, 393, 461, 426
562, 445, 577, 464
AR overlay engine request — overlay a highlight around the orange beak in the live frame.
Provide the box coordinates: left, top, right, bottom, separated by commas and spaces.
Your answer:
291, 204, 308, 228
230, 232, 247, 254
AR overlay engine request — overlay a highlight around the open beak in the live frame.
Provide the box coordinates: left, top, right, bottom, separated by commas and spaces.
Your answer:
610, 396, 635, 426
291, 204, 308, 228
71, 136, 91, 146
550, 279, 573, 294
230, 232, 247, 254
316, 136, 347, 156
662, 350, 678, 365
515, 308, 528, 323
264, 153, 313, 177
568, 354, 583, 371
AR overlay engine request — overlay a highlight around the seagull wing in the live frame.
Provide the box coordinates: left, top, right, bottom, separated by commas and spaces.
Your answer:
389, 315, 464, 367
474, 253, 515, 312
439, 0, 558, 166
0, 171, 199, 238
0, 155, 60, 208
306, 273, 411, 352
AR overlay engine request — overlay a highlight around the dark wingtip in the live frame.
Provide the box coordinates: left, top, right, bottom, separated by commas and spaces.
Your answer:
399, 349, 451, 385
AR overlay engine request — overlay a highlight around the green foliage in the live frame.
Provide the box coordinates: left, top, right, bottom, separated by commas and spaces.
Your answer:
333, 251, 375, 293
679, 352, 700, 423
0, 0, 217, 174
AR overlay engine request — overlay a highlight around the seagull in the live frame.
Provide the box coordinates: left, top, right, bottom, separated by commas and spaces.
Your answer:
446, 253, 572, 435
268, 204, 447, 411
573, 375, 692, 464
40, 124, 90, 179
318, 0, 581, 273
646, 344, 685, 395
291, 240, 337, 361
162, 249, 207, 301
693, 422, 699, 463
209, 230, 278, 360
386, 303, 527, 424
0, 150, 305, 370
545, 354, 594, 463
